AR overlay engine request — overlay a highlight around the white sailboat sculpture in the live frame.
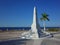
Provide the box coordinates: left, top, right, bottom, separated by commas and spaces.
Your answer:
21, 6, 51, 39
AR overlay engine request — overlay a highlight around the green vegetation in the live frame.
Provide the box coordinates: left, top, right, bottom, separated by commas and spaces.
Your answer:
40, 13, 60, 32
40, 13, 49, 31
47, 28, 59, 32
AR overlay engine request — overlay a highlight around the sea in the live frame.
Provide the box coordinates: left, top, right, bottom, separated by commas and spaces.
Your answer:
0, 27, 60, 31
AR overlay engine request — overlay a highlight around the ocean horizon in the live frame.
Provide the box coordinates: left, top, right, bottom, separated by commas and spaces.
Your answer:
0, 27, 60, 31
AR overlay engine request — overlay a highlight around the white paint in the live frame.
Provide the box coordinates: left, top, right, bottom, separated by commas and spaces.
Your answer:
31, 6, 40, 39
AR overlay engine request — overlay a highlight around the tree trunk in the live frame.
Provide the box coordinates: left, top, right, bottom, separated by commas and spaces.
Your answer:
43, 21, 46, 31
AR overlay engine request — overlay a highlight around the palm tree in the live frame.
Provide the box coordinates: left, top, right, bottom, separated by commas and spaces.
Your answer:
40, 13, 49, 31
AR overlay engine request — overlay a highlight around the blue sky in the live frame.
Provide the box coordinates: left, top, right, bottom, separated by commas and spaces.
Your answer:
0, 0, 60, 27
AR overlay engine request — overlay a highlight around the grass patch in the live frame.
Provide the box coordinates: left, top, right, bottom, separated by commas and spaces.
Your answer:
47, 28, 59, 32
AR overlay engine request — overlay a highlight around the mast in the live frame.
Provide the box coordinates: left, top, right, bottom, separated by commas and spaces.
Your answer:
31, 6, 39, 38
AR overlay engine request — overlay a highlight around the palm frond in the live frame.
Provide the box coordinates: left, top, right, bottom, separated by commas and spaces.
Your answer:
41, 13, 50, 21
40, 18, 43, 21
47, 18, 50, 21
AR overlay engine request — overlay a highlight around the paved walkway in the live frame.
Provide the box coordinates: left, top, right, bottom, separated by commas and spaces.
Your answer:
0, 33, 60, 45
26, 38, 60, 45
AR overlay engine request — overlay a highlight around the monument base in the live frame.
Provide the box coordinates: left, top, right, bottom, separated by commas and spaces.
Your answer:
20, 30, 52, 39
